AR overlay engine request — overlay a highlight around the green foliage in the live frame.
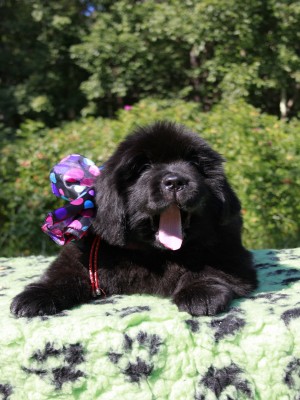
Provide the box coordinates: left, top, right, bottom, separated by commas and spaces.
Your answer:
1, 0, 300, 131
72, 0, 300, 118
0, 0, 88, 131
195, 101, 300, 249
0, 99, 299, 256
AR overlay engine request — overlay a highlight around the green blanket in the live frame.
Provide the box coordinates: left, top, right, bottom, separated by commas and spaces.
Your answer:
1, 249, 300, 400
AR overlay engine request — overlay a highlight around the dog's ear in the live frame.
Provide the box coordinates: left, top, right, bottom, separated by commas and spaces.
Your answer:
201, 152, 241, 225
93, 171, 126, 246
196, 145, 241, 225
206, 175, 241, 225
218, 177, 241, 225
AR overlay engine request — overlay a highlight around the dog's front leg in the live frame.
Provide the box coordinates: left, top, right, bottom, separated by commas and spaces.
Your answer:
10, 249, 92, 318
172, 271, 236, 316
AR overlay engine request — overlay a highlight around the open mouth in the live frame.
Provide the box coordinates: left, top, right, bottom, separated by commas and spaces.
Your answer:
154, 204, 190, 251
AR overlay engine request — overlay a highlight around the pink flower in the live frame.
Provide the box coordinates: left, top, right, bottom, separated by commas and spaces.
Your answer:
124, 105, 132, 111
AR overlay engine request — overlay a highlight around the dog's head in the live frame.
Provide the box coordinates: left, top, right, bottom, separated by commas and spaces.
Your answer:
93, 122, 241, 249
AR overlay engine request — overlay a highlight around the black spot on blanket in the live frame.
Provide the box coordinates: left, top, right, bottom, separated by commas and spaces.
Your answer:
136, 331, 163, 356
109, 332, 163, 371
22, 366, 47, 376
32, 342, 62, 362
199, 364, 253, 398
136, 331, 148, 344
52, 366, 85, 390
270, 268, 299, 276
19, 274, 41, 282
254, 263, 277, 269
0, 383, 13, 400
32, 341, 84, 364
108, 352, 123, 364
281, 308, 300, 325
64, 343, 85, 366
23, 343, 85, 390
92, 298, 116, 305
120, 306, 150, 318
39, 258, 52, 264
123, 357, 153, 383
282, 277, 300, 285
124, 334, 133, 350
0, 287, 8, 296
185, 319, 200, 333
276, 250, 300, 261
250, 293, 289, 303
0, 266, 14, 271
266, 268, 300, 286
0, 266, 14, 278
211, 314, 245, 341
149, 335, 162, 356
284, 358, 300, 388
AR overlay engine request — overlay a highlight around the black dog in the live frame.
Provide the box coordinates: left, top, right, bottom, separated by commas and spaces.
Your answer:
11, 122, 257, 317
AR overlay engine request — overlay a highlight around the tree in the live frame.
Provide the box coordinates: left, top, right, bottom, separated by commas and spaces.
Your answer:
72, 0, 300, 119
0, 0, 89, 132
1, 0, 299, 131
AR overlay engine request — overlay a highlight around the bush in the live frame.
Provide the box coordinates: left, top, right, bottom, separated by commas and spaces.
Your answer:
0, 99, 299, 256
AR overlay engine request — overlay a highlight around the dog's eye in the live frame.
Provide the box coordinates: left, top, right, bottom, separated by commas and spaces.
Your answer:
188, 160, 201, 169
136, 163, 151, 174
188, 160, 207, 176
188, 160, 198, 167
129, 156, 152, 175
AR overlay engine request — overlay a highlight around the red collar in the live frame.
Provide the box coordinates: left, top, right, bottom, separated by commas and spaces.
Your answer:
89, 237, 145, 297
89, 236, 106, 297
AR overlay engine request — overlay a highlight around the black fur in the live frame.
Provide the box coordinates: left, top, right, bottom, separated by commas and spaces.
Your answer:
11, 122, 257, 318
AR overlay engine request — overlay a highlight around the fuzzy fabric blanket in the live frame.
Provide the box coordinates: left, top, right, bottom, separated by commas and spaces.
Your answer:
0, 249, 300, 400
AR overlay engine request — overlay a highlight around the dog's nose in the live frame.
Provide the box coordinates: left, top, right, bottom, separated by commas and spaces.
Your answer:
162, 174, 188, 192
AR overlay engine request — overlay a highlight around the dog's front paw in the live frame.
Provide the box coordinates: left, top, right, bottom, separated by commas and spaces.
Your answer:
173, 283, 234, 316
10, 285, 61, 318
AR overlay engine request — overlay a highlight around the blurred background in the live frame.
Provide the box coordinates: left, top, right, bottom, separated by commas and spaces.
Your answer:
0, 0, 299, 256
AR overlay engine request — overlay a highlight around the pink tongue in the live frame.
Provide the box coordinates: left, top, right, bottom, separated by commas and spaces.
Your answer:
158, 204, 183, 250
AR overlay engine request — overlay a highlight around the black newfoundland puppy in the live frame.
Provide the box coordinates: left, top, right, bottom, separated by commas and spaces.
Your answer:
11, 122, 257, 317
